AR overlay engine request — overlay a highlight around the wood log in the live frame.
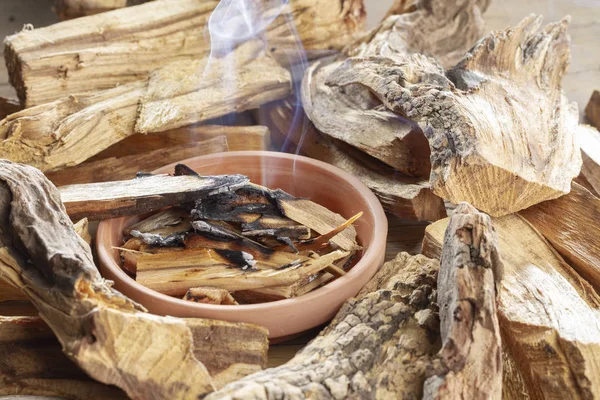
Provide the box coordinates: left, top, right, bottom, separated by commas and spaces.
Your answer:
60, 172, 248, 221
337, 15, 581, 216
0, 42, 289, 172
520, 182, 600, 292
46, 136, 229, 186
586, 90, 600, 129
423, 203, 502, 398
577, 124, 600, 195
6, 0, 366, 107
301, 0, 489, 178
54, 0, 150, 19
91, 125, 271, 160
0, 160, 269, 398
262, 101, 447, 221
0, 97, 20, 120
423, 212, 600, 398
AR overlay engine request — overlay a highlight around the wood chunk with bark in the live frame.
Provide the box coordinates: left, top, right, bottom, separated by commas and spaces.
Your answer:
337, 16, 581, 216
423, 213, 600, 398
423, 203, 502, 399
46, 136, 229, 186
261, 100, 447, 220
520, 182, 600, 292
6, 0, 365, 107
586, 90, 600, 129
59, 172, 249, 221
0, 160, 269, 399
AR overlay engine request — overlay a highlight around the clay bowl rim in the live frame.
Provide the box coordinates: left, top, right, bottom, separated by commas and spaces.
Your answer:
96, 150, 387, 314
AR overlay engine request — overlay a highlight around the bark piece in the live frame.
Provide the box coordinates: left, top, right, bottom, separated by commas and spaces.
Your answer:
577, 124, 600, 195
59, 172, 249, 221
423, 213, 600, 398
6, 0, 365, 107
183, 287, 238, 305
262, 101, 446, 220
338, 16, 581, 216
586, 90, 600, 129
46, 136, 229, 186
93, 125, 270, 160
422, 203, 502, 399
54, 0, 150, 19
0, 160, 269, 399
520, 182, 600, 292
0, 97, 20, 120
205, 252, 443, 400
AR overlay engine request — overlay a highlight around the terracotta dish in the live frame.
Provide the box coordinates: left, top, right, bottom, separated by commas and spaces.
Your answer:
96, 151, 387, 340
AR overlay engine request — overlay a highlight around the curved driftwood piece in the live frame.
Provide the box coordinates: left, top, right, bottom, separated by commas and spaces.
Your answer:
0, 160, 268, 399
423, 203, 502, 399
520, 182, 600, 292
423, 213, 600, 398
336, 15, 581, 216
301, 0, 489, 178
262, 101, 446, 221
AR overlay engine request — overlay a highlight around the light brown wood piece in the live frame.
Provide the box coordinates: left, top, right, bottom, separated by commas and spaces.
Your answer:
0, 97, 20, 120
423, 213, 600, 398
423, 203, 502, 399
92, 125, 270, 160
59, 173, 248, 221
262, 101, 446, 221
6, 0, 365, 107
46, 136, 229, 186
577, 124, 600, 195
54, 0, 149, 19
0, 160, 271, 399
586, 90, 600, 129
520, 182, 600, 293
338, 16, 581, 216
183, 287, 238, 305
205, 252, 443, 399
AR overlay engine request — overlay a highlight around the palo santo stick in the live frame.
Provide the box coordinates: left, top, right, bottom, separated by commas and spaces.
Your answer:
59, 173, 249, 221
183, 287, 238, 305
93, 125, 271, 161
0, 160, 270, 398
46, 136, 229, 186
136, 249, 348, 295
6, 0, 365, 107
520, 182, 600, 292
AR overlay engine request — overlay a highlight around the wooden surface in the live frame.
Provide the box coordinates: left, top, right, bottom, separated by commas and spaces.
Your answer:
0, 0, 599, 383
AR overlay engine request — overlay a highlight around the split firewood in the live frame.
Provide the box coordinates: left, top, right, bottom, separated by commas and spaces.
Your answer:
423, 202, 502, 398
54, 0, 150, 19
46, 136, 229, 186
183, 287, 238, 305
423, 213, 600, 397
60, 172, 249, 221
0, 97, 20, 120
301, 0, 489, 178
0, 42, 288, 173
520, 182, 600, 292
0, 160, 270, 398
6, 0, 365, 107
577, 124, 600, 195
92, 125, 270, 160
586, 90, 600, 129
0, 316, 126, 399
262, 101, 447, 220
334, 16, 581, 216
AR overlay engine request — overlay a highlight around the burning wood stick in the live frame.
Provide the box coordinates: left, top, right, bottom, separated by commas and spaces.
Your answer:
586, 90, 600, 129
520, 182, 600, 292
423, 213, 600, 397
335, 16, 581, 216
93, 125, 271, 160
60, 172, 249, 220
46, 136, 229, 186
0, 160, 270, 398
6, 0, 366, 107
262, 101, 446, 221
